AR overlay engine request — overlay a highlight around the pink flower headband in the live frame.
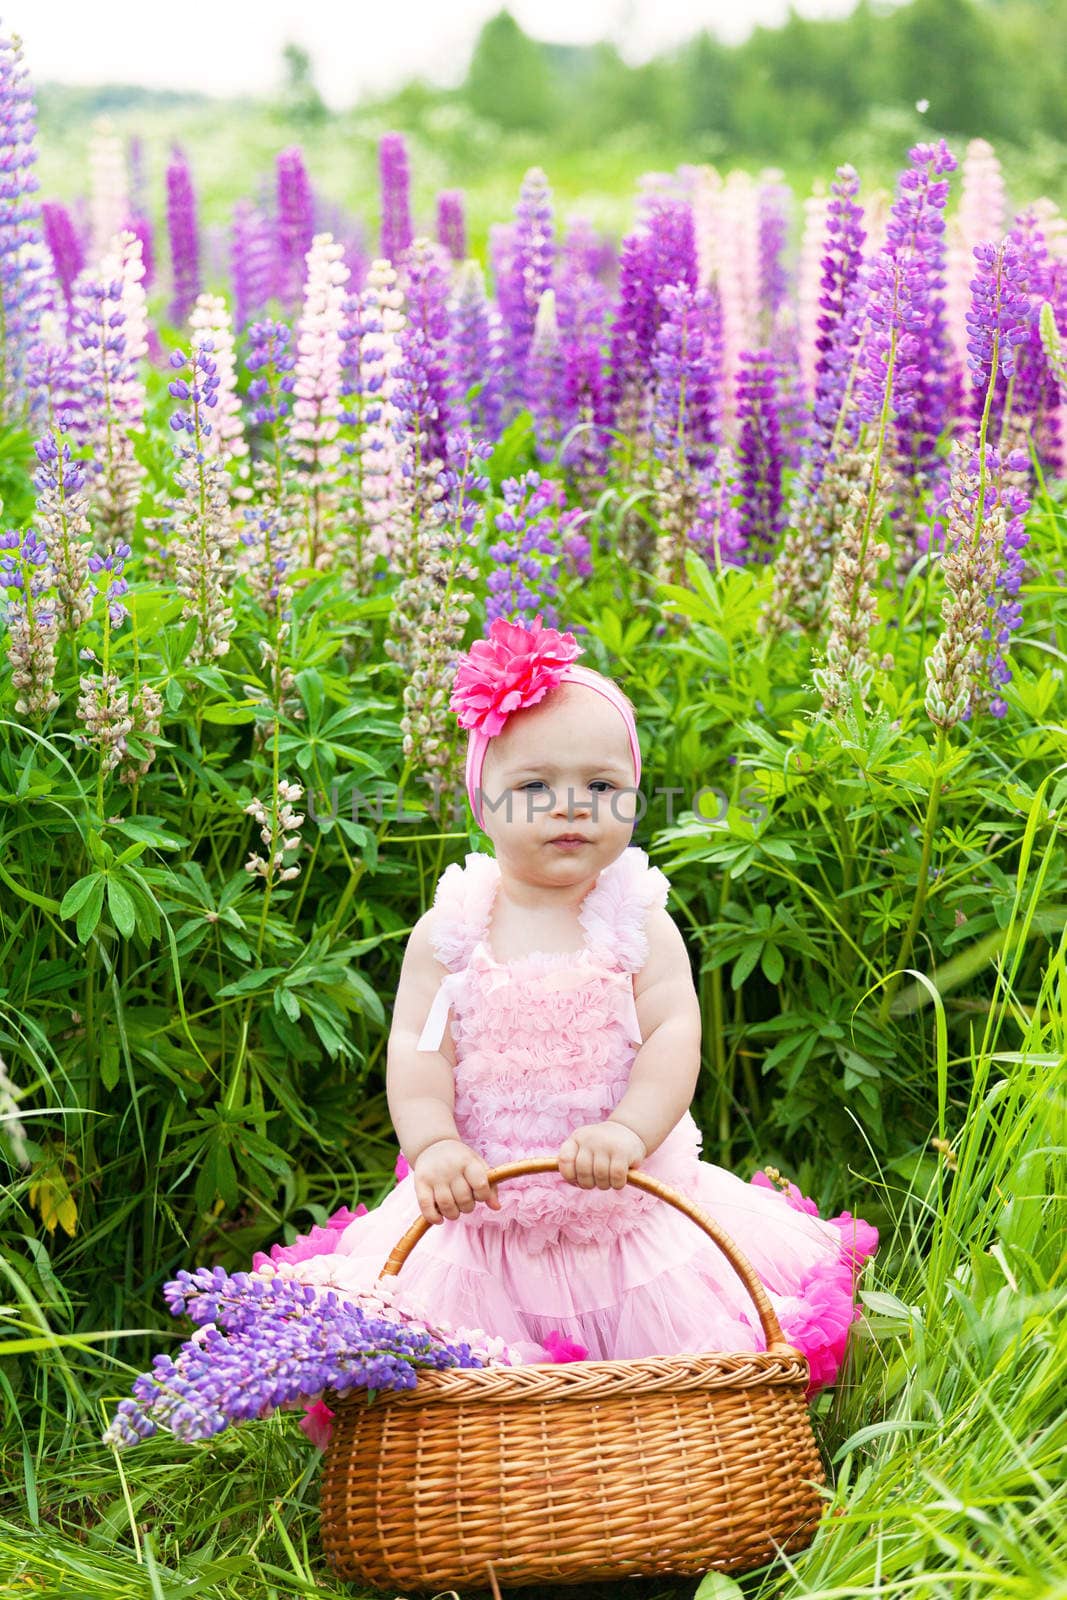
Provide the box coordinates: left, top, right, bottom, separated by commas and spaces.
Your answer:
449, 615, 641, 828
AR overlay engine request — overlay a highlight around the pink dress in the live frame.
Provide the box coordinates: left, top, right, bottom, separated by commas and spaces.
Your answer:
258, 846, 878, 1391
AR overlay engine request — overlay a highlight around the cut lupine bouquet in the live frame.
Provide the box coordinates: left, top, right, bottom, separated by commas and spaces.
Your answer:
102, 1265, 531, 1451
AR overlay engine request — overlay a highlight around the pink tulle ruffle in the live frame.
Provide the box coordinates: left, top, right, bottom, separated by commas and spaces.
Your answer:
251, 1204, 368, 1272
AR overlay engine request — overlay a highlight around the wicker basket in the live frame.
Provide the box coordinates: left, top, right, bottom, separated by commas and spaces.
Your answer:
320, 1159, 827, 1592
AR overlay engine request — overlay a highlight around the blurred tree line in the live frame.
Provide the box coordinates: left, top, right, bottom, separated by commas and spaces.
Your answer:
459, 0, 1065, 156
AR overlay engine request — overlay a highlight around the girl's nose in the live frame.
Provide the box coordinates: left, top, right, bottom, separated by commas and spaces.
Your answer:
552, 784, 592, 818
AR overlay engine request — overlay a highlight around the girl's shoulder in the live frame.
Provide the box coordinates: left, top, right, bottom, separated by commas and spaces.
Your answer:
427, 851, 499, 972
578, 846, 672, 972
426, 846, 670, 974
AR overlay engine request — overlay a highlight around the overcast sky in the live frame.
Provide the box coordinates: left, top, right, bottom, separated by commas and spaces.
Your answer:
10, 0, 869, 107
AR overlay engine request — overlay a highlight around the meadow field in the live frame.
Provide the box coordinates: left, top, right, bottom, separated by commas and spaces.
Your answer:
0, 12, 1065, 1599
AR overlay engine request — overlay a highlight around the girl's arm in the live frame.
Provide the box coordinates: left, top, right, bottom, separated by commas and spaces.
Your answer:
386, 913, 462, 1166
606, 908, 703, 1158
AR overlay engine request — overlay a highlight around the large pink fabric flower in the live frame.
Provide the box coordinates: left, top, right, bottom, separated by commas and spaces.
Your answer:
450, 614, 581, 737
251, 1204, 367, 1272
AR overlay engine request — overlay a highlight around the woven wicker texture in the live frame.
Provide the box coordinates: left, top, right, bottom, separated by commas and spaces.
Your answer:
319, 1161, 827, 1591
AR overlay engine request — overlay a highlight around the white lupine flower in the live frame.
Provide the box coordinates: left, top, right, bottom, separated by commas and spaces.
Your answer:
243, 780, 305, 885
358, 257, 407, 564
190, 293, 247, 464
87, 117, 128, 263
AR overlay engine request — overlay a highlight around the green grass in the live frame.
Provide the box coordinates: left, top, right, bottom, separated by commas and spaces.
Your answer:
2, 787, 1062, 1600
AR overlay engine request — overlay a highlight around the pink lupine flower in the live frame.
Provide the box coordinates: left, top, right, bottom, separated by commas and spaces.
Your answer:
946, 139, 1006, 377
87, 119, 128, 261
290, 232, 350, 565
394, 1150, 410, 1181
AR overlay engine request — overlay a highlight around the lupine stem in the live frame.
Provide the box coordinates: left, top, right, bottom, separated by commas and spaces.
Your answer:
877, 726, 949, 1024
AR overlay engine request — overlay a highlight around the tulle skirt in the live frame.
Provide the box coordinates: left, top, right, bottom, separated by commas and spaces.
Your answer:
255, 1156, 878, 1396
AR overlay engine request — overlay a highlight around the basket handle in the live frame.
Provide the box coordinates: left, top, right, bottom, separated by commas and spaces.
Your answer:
377, 1158, 797, 1356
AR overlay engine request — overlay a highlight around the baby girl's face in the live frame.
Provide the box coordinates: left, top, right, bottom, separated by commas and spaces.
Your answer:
479, 682, 638, 883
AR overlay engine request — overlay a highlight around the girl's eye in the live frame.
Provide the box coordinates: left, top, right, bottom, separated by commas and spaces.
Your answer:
520, 780, 548, 791
590, 781, 616, 792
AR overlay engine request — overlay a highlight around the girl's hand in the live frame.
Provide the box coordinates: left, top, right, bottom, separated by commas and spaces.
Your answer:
412, 1138, 502, 1225
557, 1121, 647, 1190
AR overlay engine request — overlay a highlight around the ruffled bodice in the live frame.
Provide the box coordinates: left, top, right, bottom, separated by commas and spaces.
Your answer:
416, 847, 705, 1253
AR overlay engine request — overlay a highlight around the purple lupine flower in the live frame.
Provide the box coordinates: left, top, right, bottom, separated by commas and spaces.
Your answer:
966, 237, 1032, 421
561, 216, 615, 284
644, 196, 699, 296
736, 348, 785, 558
164, 337, 238, 663
245, 319, 296, 428
497, 167, 554, 409
804, 165, 867, 494
449, 260, 504, 441
855, 141, 957, 503
436, 189, 466, 262
87, 537, 133, 630
102, 1267, 493, 1449
166, 146, 201, 325
0, 520, 60, 718
436, 430, 492, 538
32, 418, 93, 640
983, 448, 1030, 716
694, 446, 747, 568
770, 317, 808, 470
244, 318, 297, 507
651, 282, 722, 472
0, 28, 44, 421
231, 200, 276, 331
379, 132, 413, 264
401, 237, 454, 464
486, 471, 564, 625
758, 177, 791, 331
555, 264, 611, 482
69, 231, 148, 540
1001, 211, 1061, 466
391, 325, 446, 528
42, 201, 83, 315
605, 229, 658, 436
925, 438, 1030, 727
605, 202, 699, 447
528, 288, 565, 462
276, 147, 315, 311
126, 210, 154, 289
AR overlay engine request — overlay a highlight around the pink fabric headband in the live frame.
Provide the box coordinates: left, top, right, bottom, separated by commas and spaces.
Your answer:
450, 616, 641, 829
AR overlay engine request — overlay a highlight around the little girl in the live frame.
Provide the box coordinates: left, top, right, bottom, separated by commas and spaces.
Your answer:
256, 615, 878, 1386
